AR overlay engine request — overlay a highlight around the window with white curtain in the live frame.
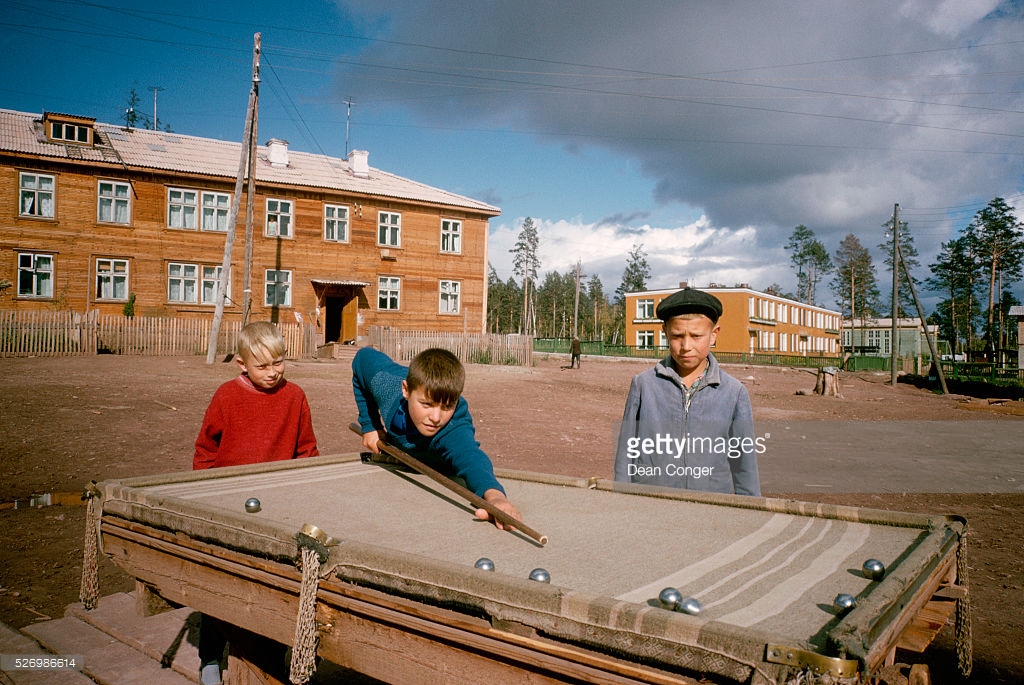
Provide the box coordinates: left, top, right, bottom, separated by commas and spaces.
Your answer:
19, 173, 55, 218
98, 181, 131, 224
96, 258, 129, 300
168, 262, 198, 302
378, 276, 400, 310
202, 192, 231, 232
324, 204, 349, 242
439, 280, 460, 313
168, 188, 198, 229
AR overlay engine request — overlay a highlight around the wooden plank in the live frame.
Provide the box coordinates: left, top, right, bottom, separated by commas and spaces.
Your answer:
895, 596, 959, 653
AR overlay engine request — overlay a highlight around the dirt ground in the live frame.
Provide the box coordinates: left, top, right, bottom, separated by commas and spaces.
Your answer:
1, 352, 1022, 683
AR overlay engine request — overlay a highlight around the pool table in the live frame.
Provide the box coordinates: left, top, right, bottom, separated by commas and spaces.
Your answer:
85, 453, 969, 684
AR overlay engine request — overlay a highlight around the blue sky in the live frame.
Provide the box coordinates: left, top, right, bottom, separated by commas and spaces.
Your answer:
2, 0, 1023, 310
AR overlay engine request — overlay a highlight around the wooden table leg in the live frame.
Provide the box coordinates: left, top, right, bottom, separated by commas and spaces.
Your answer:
224, 626, 289, 685
908, 664, 931, 685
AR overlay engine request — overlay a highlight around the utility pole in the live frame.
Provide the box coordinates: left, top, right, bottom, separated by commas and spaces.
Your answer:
241, 79, 259, 327
890, 203, 900, 386
149, 86, 164, 130
207, 33, 260, 364
897, 240, 949, 394
344, 97, 355, 158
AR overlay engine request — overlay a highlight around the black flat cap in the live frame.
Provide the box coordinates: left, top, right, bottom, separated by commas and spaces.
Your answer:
656, 288, 722, 322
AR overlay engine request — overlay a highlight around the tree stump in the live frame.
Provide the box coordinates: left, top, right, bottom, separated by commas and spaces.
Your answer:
814, 366, 841, 397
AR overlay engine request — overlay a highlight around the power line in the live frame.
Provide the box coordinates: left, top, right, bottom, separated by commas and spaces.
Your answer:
6, 3, 1024, 136
261, 54, 328, 156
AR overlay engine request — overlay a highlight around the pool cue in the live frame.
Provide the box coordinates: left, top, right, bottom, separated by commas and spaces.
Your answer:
349, 423, 547, 545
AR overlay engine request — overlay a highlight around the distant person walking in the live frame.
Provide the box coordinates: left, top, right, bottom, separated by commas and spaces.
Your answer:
570, 336, 582, 369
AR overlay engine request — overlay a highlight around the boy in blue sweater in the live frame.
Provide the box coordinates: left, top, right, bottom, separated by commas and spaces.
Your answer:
352, 346, 521, 529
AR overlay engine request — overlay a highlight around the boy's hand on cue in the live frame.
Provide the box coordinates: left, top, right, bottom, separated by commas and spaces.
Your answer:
361, 430, 382, 453
477, 489, 521, 530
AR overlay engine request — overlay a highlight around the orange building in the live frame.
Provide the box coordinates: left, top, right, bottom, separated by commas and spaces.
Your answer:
0, 108, 499, 345
624, 285, 841, 357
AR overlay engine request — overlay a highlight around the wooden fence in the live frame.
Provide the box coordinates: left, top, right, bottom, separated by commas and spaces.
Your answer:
0, 310, 316, 359
369, 326, 533, 366
0, 309, 97, 356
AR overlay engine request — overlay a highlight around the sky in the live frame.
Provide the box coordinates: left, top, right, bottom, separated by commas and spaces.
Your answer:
2, 0, 1023, 311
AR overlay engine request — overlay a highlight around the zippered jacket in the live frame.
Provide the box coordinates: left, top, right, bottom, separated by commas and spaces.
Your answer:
614, 353, 761, 496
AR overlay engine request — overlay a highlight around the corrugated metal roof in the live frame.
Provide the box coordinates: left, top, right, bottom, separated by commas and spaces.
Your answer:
0, 108, 500, 215
310, 278, 370, 287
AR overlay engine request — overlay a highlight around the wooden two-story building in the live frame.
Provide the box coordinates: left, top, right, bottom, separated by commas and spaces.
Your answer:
625, 284, 841, 357
0, 108, 500, 344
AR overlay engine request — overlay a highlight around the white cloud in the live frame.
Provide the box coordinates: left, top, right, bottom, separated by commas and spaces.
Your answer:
489, 215, 792, 297
898, 0, 1002, 36
336, 1, 1022, 305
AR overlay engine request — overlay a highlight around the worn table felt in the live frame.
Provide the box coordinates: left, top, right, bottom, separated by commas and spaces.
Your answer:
131, 457, 926, 650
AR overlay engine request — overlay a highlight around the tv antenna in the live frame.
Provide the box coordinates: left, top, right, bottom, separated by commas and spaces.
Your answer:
344, 96, 355, 158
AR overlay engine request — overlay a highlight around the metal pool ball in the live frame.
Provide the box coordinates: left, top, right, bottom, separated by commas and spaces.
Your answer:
244, 497, 261, 513
474, 557, 495, 571
833, 593, 857, 614
658, 587, 682, 611
679, 597, 703, 616
862, 558, 886, 581
528, 568, 551, 583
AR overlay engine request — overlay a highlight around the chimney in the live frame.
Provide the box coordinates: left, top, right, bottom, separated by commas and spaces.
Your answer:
349, 149, 369, 178
679, 281, 688, 289
266, 138, 289, 168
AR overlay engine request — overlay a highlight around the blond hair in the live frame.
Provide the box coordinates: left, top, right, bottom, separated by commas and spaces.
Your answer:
237, 321, 285, 364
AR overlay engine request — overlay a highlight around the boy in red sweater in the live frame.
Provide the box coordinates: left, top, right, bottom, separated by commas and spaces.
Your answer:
193, 321, 319, 684
194, 321, 319, 469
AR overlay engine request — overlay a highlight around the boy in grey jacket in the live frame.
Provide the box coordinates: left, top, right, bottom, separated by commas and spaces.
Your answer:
614, 287, 761, 496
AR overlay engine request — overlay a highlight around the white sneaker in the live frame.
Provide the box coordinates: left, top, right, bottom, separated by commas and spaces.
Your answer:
200, 662, 222, 685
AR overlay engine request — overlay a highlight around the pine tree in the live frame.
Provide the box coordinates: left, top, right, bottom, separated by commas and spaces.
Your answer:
878, 219, 921, 320
614, 243, 650, 305
831, 233, 880, 318
487, 263, 522, 334
123, 88, 142, 129
831, 234, 880, 354
610, 244, 650, 345
510, 217, 541, 335
586, 274, 606, 341
536, 271, 575, 338
926, 237, 980, 354
785, 225, 832, 305
964, 197, 1024, 347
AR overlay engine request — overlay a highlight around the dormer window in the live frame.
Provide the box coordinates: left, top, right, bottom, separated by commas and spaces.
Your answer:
52, 121, 90, 143
43, 112, 94, 145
